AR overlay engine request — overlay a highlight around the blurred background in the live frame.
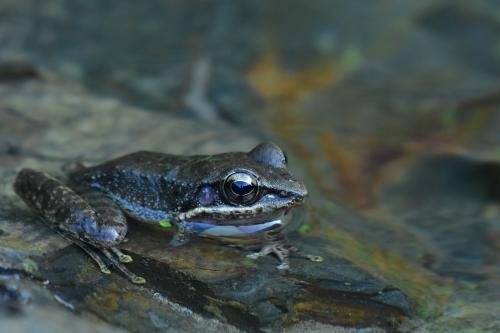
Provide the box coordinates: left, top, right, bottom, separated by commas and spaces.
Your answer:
1, 1, 500, 332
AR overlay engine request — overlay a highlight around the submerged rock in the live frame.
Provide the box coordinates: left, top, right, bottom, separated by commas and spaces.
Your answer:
2, 1, 500, 332
0, 74, 409, 332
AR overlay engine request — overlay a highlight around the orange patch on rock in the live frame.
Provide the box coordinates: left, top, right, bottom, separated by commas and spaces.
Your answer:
246, 50, 339, 101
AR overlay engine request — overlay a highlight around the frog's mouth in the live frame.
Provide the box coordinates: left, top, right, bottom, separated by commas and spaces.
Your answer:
176, 192, 303, 226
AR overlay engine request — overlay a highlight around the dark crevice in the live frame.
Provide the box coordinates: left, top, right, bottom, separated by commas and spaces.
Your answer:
0, 62, 39, 82
42, 246, 262, 332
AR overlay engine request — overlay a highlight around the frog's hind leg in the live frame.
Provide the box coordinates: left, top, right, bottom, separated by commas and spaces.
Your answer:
14, 169, 144, 284
74, 186, 129, 247
74, 186, 145, 283
13, 168, 104, 242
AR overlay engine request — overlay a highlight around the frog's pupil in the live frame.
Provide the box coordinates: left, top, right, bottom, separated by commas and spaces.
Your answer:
231, 180, 253, 196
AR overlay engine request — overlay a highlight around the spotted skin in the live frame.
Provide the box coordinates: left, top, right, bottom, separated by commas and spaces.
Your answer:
14, 169, 144, 283
14, 143, 322, 283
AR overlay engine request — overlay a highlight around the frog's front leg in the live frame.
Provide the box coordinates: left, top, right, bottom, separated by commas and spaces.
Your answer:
169, 221, 193, 247
245, 227, 292, 270
13, 169, 145, 284
246, 226, 323, 270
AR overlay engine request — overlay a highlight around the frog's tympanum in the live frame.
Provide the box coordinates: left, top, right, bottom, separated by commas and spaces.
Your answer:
14, 143, 321, 284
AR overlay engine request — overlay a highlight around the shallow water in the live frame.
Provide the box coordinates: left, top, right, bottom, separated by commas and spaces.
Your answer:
1, 1, 500, 332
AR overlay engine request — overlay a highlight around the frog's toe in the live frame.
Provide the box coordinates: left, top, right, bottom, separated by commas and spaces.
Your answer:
287, 246, 323, 263
306, 254, 324, 262
121, 255, 133, 263
101, 249, 144, 285
276, 261, 290, 271
71, 237, 113, 275
111, 247, 133, 263
100, 266, 112, 274
246, 244, 273, 260
132, 276, 146, 285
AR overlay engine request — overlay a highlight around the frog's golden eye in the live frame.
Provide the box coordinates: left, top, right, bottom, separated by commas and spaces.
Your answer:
222, 171, 259, 205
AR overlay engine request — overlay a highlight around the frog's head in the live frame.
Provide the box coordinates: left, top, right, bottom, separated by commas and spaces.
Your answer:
176, 142, 308, 225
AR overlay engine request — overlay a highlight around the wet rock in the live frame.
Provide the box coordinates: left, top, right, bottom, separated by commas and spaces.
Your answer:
0, 282, 29, 315
0, 278, 126, 333
0, 62, 39, 82
4, 1, 500, 332
0, 75, 409, 332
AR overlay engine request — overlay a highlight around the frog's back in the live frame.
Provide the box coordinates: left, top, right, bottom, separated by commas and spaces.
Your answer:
92, 151, 188, 175
69, 151, 190, 220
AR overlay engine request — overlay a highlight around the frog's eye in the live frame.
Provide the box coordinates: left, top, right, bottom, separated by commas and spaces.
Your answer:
222, 171, 259, 205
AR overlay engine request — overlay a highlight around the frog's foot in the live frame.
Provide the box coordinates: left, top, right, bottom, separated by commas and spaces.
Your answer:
247, 227, 324, 270
74, 239, 111, 274
101, 249, 146, 285
72, 238, 144, 284
247, 245, 323, 270
111, 247, 133, 263
245, 235, 324, 270
288, 246, 324, 263
246, 245, 273, 260
246, 244, 290, 271
84, 246, 144, 284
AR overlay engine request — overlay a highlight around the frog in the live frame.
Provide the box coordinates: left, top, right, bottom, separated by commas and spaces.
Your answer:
13, 142, 322, 284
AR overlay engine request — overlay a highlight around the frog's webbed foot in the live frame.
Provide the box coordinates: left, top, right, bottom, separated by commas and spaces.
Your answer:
73, 238, 111, 274
246, 228, 323, 270
110, 247, 133, 263
101, 249, 145, 284
246, 244, 291, 270
66, 234, 145, 284
288, 246, 324, 263
79, 244, 144, 284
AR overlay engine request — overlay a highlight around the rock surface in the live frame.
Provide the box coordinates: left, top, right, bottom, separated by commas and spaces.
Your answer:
0, 76, 408, 332
2, 1, 500, 332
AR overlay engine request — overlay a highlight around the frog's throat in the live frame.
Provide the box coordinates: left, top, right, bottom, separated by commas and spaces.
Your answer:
181, 219, 284, 239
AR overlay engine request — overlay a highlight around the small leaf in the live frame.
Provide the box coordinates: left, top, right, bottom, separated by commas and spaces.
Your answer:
298, 223, 311, 235
241, 258, 257, 267
22, 257, 38, 275
159, 219, 172, 228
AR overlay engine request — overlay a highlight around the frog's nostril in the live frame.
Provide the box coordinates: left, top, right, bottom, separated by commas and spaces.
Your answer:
279, 186, 307, 199
292, 185, 308, 199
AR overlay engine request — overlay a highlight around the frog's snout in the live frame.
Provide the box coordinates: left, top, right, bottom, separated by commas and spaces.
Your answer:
281, 186, 308, 208
298, 183, 308, 198
287, 182, 308, 202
